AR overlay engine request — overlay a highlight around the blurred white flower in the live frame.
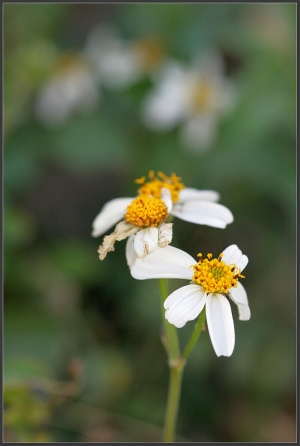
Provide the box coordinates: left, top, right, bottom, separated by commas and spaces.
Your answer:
84, 23, 165, 90
131, 244, 250, 357
141, 50, 237, 153
35, 54, 100, 128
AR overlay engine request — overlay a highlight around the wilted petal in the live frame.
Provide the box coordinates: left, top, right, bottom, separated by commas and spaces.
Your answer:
92, 197, 134, 237
206, 293, 235, 357
130, 245, 194, 280
164, 284, 206, 328
134, 227, 158, 259
172, 200, 233, 228
157, 223, 173, 248
98, 221, 138, 260
178, 188, 220, 203
125, 234, 136, 268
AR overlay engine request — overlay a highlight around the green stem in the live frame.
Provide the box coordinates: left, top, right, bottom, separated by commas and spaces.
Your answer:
162, 357, 185, 442
182, 307, 206, 360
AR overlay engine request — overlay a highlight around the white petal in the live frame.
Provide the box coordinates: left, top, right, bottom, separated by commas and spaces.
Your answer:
236, 304, 251, 321
92, 197, 134, 237
178, 188, 220, 203
180, 114, 217, 154
134, 227, 158, 259
130, 245, 195, 280
164, 285, 206, 328
160, 188, 173, 213
171, 200, 234, 228
222, 245, 248, 271
206, 293, 235, 357
228, 282, 249, 306
126, 234, 136, 268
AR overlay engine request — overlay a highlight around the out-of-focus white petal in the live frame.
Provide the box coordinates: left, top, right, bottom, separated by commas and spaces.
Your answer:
180, 114, 218, 154
130, 245, 194, 280
228, 281, 249, 306
160, 187, 173, 213
92, 197, 134, 237
126, 234, 136, 268
206, 293, 235, 357
178, 188, 220, 203
171, 201, 233, 228
134, 227, 158, 259
164, 285, 206, 328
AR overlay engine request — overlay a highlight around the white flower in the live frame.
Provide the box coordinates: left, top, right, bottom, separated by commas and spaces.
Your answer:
35, 54, 99, 128
140, 50, 237, 153
130, 244, 250, 357
93, 172, 233, 262
84, 23, 164, 90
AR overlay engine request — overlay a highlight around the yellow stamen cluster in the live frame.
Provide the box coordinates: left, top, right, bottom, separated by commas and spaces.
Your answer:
125, 195, 168, 228
133, 38, 165, 72
192, 252, 244, 294
135, 170, 185, 203
190, 77, 213, 112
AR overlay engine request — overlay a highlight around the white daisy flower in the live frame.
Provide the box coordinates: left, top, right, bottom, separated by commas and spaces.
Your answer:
92, 171, 233, 261
35, 53, 99, 128
84, 23, 165, 90
130, 244, 250, 357
140, 50, 237, 153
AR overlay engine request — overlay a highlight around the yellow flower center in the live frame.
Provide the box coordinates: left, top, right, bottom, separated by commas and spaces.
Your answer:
132, 38, 165, 72
125, 195, 168, 228
190, 77, 214, 112
192, 253, 245, 294
135, 170, 185, 203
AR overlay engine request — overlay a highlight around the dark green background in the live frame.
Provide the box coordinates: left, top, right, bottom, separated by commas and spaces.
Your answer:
4, 3, 296, 442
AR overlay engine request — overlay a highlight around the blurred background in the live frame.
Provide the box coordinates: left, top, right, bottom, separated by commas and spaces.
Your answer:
3, 3, 296, 442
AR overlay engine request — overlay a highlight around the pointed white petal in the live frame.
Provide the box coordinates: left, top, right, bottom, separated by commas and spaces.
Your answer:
164, 285, 206, 328
178, 188, 220, 203
222, 246, 248, 271
171, 201, 234, 228
130, 245, 195, 280
134, 227, 158, 259
206, 293, 235, 357
126, 235, 136, 268
228, 282, 249, 306
92, 197, 134, 237
160, 187, 173, 213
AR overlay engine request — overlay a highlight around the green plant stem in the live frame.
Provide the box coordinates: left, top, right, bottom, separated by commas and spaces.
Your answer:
159, 278, 183, 442
163, 356, 185, 442
182, 307, 206, 360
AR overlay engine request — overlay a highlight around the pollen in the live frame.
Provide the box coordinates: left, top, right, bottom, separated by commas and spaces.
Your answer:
125, 195, 168, 228
191, 252, 244, 294
135, 171, 185, 203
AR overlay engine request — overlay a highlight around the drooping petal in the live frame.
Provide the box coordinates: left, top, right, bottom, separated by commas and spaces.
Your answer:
134, 227, 158, 259
171, 200, 233, 228
92, 197, 134, 237
178, 188, 220, 203
98, 221, 138, 260
164, 284, 206, 328
125, 234, 136, 268
157, 223, 173, 248
130, 245, 195, 280
206, 293, 235, 357
228, 282, 251, 321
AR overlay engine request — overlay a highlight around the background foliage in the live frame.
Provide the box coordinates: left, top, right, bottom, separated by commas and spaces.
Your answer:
4, 3, 296, 442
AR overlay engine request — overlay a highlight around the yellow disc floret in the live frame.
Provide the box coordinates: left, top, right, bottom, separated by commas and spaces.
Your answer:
125, 195, 168, 228
192, 252, 245, 294
135, 171, 185, 203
